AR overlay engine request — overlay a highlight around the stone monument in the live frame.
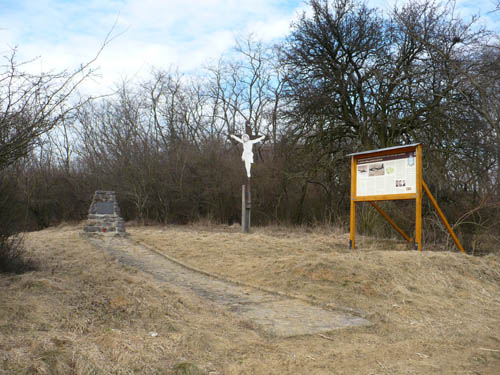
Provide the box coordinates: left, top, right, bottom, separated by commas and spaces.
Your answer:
82, 190, 125, 235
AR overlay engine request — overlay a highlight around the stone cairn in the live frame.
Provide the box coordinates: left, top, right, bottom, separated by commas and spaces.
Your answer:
82, 191, 125, 235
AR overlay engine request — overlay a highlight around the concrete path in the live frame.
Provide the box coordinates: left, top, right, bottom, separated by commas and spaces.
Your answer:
86, 235, 371, 337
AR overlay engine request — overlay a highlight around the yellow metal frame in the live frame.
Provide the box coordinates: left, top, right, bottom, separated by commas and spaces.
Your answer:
349, 144, 466, 253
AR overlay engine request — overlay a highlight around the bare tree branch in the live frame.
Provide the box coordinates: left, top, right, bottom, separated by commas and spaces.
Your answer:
0, 21, 121, 170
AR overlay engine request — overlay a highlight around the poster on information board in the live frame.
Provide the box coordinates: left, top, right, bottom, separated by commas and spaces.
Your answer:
356, 151, 416, 197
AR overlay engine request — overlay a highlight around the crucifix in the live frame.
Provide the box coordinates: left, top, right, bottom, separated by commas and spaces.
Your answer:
230, 131, 265, 233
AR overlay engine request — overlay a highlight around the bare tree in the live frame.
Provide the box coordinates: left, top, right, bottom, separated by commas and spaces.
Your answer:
394, 1, 500, 192
206, 35, 285, 140
0, 42, 111, 170
282, 0, 475, 150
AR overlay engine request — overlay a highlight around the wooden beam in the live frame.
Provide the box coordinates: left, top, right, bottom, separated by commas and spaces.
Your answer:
354, 193, 417, 202
369, 201, 412, 243
422, 180, 466, 253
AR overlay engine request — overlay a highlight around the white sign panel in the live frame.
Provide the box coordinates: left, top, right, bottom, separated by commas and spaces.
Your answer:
356, 151, 416, 197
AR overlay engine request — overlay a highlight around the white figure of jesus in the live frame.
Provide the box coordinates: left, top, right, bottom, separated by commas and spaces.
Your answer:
230, 133, 265, 178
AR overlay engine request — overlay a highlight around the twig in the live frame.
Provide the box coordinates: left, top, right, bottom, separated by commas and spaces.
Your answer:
416, 352, 429, 358
479, 347, 500, 352
318, 333, 335, 341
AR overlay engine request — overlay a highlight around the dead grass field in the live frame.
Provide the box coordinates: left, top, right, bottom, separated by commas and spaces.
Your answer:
1, 223, 499, 374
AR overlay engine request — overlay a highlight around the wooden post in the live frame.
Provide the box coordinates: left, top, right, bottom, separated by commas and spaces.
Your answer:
415, 144, 423, 251
349, 156, 356, 249
242, 184, 247, 233
242, 179, 251, 233
246, 178, 251, 231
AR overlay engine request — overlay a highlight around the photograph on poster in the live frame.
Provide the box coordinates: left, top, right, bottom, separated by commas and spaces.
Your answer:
358, 165, 368, 174
368, 163, 385, 176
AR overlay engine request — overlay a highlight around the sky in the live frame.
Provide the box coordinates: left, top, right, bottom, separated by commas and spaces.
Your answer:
1, 0, 499, 94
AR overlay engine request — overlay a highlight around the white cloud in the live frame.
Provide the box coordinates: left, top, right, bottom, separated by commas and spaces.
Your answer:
0, 0, 304, 94
1, 0, 498, 95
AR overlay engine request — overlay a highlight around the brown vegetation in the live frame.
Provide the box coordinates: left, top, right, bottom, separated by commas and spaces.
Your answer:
2, 1, 500, 257
1, 224, 499, 374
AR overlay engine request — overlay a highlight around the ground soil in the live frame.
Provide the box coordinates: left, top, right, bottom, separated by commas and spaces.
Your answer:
1, 223, 499, 374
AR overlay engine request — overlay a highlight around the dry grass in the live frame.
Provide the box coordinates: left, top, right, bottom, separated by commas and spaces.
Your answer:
131, 223, 500, 374
0, 225, 264, 374
1, 223, 499, 374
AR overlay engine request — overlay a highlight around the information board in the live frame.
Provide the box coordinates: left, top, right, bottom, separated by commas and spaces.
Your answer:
356, 151, 416, 197
348, 143, 465, 253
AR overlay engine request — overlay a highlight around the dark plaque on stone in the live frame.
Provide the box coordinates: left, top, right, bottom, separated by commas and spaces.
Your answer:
96, 201, 114, 215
